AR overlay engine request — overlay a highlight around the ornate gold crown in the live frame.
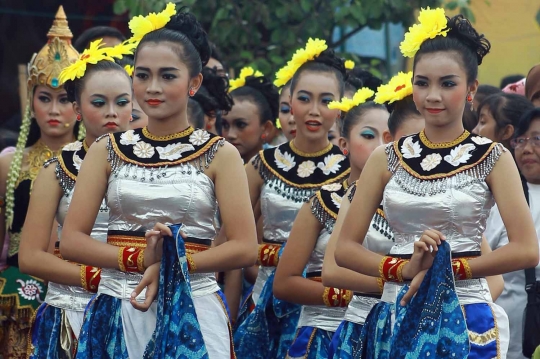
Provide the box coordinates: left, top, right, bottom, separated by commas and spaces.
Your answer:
27, 6, 79, 91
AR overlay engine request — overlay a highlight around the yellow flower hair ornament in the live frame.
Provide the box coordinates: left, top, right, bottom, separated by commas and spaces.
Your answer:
124, 65, 134, 76
229, 67, 264, 92
275, 118, 282, 129
105, 40, 138, 60
128, 2, 177, 43
400, 7, 449, 58
345, 60, 355, 70
59, 39, 113, 83
374, 71, 413, 105
328, 87, 375, 112
274, 38, 328, 87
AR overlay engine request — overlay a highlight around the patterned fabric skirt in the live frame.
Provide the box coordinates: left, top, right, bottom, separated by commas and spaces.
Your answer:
0, 265, 46, 359
28, 303, 77, 358
328, 321, 364, 359
286, 326, 334, 359
234, 270, 301, 359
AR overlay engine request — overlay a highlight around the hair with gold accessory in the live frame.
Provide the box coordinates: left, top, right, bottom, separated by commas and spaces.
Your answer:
274, 38, 328, 87
6, 6, 80, 229
328, 87, 375, 112
374, 71, 413, 105
229, 67, 264, 93
399, 7, 449, 58
344, 60, 355, 70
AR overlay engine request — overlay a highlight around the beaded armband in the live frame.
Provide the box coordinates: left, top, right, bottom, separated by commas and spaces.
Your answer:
322, 287, 352, 307
80, 265, 101, 293
379, 256, 409, 282
257, 243, 281, 267
118, 247, 145, 273
452, 258, 472, 280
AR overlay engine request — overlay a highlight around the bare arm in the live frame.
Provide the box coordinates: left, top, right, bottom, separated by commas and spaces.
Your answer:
322, 187, 381, 293
273, 202, 327, 305
469, 151, 539, 276
481, 236, 504, 301
187, 143, 258, 272
60, 140, 120, 268
335, 146, 393, 277
19, 165, 80, 285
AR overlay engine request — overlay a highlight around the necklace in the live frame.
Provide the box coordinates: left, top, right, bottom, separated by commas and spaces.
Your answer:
18, 140, 61, 186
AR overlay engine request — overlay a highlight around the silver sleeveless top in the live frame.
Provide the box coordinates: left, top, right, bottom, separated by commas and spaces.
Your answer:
44, 146, 110, 311
381, 132, 505, 305
100, 131, 222, 301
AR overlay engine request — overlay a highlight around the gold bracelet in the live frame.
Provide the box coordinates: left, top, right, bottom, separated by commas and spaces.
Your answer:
137, 249, 145, 273
80, 265, 88, 291
396, 260, 408, 282
186, 253, 197, 273
462, 258, 473, 280
322, 287, 332, 307
117, 247, 126, 272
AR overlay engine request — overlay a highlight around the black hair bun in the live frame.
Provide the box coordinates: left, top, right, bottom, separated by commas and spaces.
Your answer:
165, 9, 211, 67
345, 74, 364, 92
314, 49, 347, 78
63, 79, 77, 103
446, 15, 490, 65
243, 75, 280, 120
194, 67, 233, 113
348, 68, 382, 93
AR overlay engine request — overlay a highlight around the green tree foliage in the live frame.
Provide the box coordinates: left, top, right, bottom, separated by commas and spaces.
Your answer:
114, 0, 474, 77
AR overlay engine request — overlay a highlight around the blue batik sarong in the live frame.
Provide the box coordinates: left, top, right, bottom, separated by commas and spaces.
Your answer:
286, 326, 333, 359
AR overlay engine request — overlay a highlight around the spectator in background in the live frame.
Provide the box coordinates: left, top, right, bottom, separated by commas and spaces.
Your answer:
73, 26, 126, 52
526, 64, 540, 107
501, 74, 525, 89
473, 84, 501, 112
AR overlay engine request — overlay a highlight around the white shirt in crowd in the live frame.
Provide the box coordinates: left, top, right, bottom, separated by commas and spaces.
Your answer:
485, 183, 540, 359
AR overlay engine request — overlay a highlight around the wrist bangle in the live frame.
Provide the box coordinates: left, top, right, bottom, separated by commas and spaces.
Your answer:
322, 287, 352, 307
452, 258, 472, 280
80, 265, 101, 293
118, 247, 143, 273
186, 253, 196, 273
377, 277, 385, 293
137, 249, 145, 273
379, 256, 409, 283
257, 243, 280, 267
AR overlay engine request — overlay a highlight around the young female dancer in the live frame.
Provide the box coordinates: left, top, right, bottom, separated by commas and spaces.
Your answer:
0, 8, 80, 357
223, 68, 279, 163
335, 9, 537, 357
60, 5, 257, 358
233, 38, 351, 359
20, 44, 133, 357
273, 87, 389, 358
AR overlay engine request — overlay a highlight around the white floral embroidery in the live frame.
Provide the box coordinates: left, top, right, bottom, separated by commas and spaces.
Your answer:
16, 279, 44, 302
297, 160, 316, 178
73, 153, 83, 171
63, 141, 82, 151
444, 143, 476, 166
420, 153, 442, 172
156, 143, 195, 161
401, 136, 422, 159
133, 141, 155, 159
331, 192, 343, 208
322, 183, 342, 192
274, 148, 296, 172
471, 136, 492, 145
120, 130, 141, 145
189, 129, 210, 146
317, 154, 346, 175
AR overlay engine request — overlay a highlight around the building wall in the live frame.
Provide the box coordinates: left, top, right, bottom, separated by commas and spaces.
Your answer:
469, 0, 540, 87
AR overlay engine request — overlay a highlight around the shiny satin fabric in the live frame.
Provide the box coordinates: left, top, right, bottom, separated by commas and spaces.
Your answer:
105, 162, 220, 300
261, 184, 304, 244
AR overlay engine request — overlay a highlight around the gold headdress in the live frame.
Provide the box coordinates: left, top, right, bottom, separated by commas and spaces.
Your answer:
274, 38, 328, 87
6, 6, 79, 229
328, 87, 375, 112
374, 71, 413, 105
229, 67, 264, 92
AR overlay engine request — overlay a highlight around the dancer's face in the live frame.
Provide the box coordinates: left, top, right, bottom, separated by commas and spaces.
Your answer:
32, 85, 76, 137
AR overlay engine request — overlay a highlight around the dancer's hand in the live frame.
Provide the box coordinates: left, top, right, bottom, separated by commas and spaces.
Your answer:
400, 269, 428, 306
402, 229, 445, 280
143, 223, 172, 268
130, 262, 160, 312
